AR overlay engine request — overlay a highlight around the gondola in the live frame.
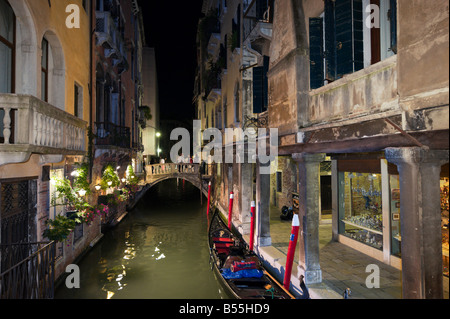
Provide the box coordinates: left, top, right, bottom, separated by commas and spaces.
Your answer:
208, 210, 295, 299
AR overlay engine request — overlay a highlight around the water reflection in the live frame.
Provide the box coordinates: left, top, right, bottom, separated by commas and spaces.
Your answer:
56, 179, 226, 299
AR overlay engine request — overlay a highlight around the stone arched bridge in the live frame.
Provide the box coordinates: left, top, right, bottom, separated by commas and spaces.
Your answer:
130, 163, 212, 208
146, 162, 206, 187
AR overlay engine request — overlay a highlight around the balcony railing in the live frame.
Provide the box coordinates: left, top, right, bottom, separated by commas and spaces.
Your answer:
0, 94, 86, 158
95, 122, 131, 149
0, 242, 56, 299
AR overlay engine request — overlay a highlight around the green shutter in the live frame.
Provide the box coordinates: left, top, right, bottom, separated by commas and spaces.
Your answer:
324, 0, 337, 81
326, 0, 364, 79
353, 0, 364, 71
253, 66, 264, 114
309, 17, 324, 89
335, 0, 354, 77
390, 0, 397, 54
263, 55, 269, 111
253, 56, 269, 114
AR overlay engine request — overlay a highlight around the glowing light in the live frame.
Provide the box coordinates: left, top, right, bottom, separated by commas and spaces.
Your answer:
78, 189, 87, 196
71, 170, 80, 177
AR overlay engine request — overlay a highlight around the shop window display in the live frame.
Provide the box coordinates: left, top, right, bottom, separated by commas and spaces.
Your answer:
338, 172, 383, 250
390, 175, 401, 257
441, 177, 449, 277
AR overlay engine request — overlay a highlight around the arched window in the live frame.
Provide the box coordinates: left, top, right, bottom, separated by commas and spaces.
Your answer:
41, 38, 49, 101
0, 0, 15, 93
40, 31, 65, 109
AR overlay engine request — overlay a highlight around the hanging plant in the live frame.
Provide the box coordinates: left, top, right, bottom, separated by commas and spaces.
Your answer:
73, 162, 91, 196
46, 173, 110, 242
101, 164, 120, 190
43, 215, 76, 243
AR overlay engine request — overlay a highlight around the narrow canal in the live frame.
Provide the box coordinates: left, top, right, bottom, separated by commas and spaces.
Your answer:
56, 179, 227, 299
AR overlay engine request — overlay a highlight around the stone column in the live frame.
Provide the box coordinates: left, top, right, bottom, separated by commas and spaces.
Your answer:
293, 153, 326, 285
385, 147, 449, 299
255, 160, 271, 247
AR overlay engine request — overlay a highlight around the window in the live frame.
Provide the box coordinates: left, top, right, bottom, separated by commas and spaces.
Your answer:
74, 83, 83, 119
309, 0, 397, 89
73, 223, 84, 243
255, 0, 274, 22
41, 38, 49, 102
338, 171, 383, 250
0, 0, 15, 93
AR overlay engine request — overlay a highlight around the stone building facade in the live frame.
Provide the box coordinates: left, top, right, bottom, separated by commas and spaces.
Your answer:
0, 0, 148, 284
0, 0, 97, 279
195, 0, 449, 299
92, 0, 146, 226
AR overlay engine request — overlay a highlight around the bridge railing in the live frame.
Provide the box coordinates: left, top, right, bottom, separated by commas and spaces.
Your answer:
145, 163, 201, 177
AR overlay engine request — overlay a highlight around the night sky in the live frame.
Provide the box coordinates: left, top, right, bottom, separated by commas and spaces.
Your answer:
137, 0, 204, 121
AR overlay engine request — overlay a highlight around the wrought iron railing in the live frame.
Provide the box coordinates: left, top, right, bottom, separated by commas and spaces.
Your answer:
95, 122, 131, 149
0, 242, 56, 299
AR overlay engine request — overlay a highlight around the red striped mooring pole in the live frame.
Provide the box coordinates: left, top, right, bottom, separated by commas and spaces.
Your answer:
249, 201, 256, 252
206, 182, 212, 217
283, 213, 300, 290
228, 192, 234, 229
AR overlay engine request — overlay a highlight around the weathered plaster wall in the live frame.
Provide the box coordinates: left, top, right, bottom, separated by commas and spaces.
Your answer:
397, 0, 449, 108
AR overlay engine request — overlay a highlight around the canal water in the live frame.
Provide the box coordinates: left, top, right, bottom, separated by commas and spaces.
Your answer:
56, 179, 227, 299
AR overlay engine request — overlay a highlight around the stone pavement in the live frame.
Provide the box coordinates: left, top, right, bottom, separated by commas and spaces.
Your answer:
264, 205, 449, 299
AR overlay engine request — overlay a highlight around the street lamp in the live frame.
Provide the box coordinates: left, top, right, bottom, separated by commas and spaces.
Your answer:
156, 132, 161, 158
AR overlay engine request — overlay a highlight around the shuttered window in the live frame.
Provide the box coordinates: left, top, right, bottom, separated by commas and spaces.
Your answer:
389, 0, 397, 54
309, 17, 324, 89
253, 56, 269, 114
322, 0, 364, 82
310, 0, 396, 89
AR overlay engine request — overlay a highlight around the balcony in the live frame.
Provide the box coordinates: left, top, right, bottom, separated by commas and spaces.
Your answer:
95, 11, 127, 67
243, 0, 274, 42
0, 94, 87, 166
307, 55, 399, 127
95, 122, 131, 149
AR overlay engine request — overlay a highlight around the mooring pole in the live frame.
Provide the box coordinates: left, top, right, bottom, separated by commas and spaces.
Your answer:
228, 192, 234, 229
206, 181, 212, 217
283, 213, 300, 290
249, 201, 256, 252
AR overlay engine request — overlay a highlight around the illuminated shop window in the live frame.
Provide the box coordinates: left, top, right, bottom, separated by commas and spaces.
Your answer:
338, 172, 383, 250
